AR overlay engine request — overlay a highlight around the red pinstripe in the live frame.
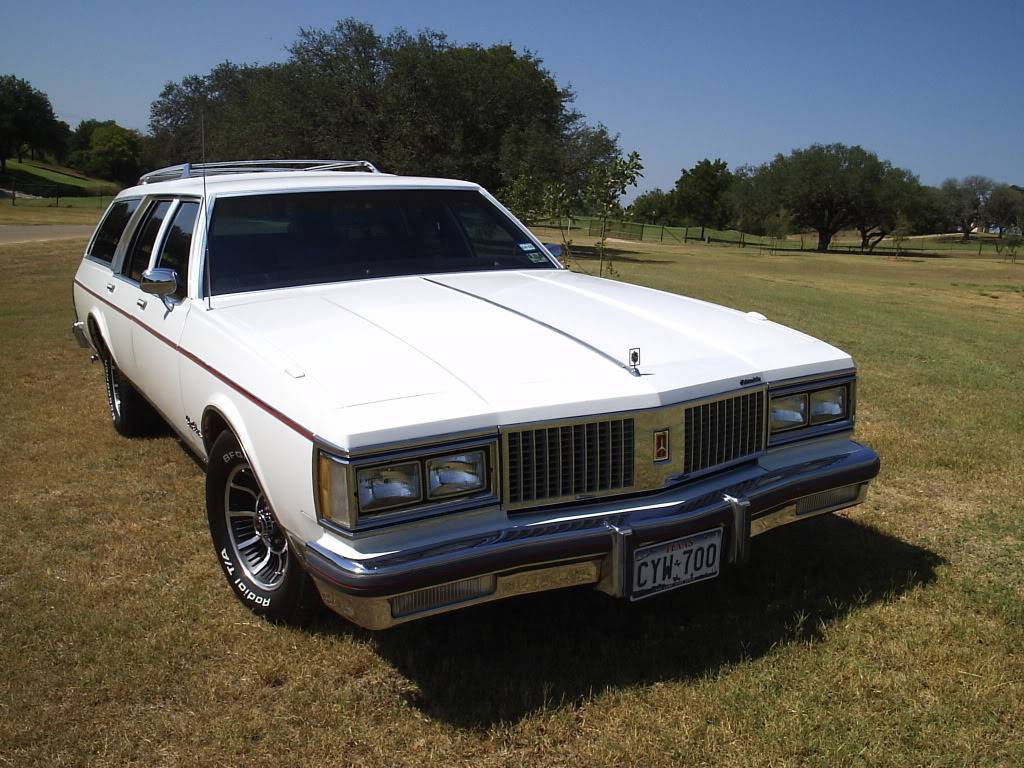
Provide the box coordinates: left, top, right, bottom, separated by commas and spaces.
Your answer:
74, 279, 315, 441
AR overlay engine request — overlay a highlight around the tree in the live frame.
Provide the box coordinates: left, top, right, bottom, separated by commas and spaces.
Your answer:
585, 151, 643, 276
757, 143, 874, 252
940, 176, 993, 240
728, 164, 779, 236
147, 19, 603, 195
983, 184, 1024, 237
848, 156, 920, 252
66, 119, 145, 183
627, 189, 675, 225
904, 185, 956, 235
673, 158, 733, 239
0, 75, 62, 174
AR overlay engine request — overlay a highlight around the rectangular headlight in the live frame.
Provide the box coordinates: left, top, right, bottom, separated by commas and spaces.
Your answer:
357, 462, 422, 513
426, 451, 486, 499
770, 393, 808, 432
809, 386, 847, 424
316, 439, 497, 532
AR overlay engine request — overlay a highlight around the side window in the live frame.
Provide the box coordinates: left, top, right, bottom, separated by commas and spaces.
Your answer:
155, 202, 200, 300
123, 200, 173, 282
88, 199, 140, 263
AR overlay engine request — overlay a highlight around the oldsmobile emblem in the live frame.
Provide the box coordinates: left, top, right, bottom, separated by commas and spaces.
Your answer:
653, 429, 670, 462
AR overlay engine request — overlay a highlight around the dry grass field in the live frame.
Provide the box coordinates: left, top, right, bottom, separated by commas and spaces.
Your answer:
1, 231, 1022, 767
0, 201, 106, 226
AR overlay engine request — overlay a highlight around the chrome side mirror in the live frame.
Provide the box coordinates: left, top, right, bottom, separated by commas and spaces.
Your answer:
543, 243, 563, 259
140, 267, 178, 297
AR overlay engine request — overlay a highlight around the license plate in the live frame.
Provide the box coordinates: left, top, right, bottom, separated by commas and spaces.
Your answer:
631, 528, 722, 600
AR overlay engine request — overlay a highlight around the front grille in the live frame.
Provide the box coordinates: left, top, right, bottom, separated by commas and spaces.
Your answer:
683, 390, 765, 475
506, 418, 635, 505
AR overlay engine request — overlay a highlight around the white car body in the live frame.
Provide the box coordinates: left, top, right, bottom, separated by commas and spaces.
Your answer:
72, 163, 879, 628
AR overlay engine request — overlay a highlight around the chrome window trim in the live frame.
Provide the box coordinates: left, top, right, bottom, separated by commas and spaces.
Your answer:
312, 435, 501, 537
84, 196, 145, 268
152, 196, 202, 301
119, 197, 179, 284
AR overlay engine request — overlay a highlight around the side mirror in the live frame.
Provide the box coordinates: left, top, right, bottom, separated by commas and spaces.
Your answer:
543, 243, 563, 259
140, 267, 178, 297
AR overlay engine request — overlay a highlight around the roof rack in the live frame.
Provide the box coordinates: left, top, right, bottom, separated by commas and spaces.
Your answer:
138, 159, 381, 185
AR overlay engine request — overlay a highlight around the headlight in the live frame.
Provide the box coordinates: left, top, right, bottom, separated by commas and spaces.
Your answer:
427, 451, 486, 498
316, 441, 495, 531
770, 393, 808, 431
357, 462, 422, 513
809, 386, 846, 424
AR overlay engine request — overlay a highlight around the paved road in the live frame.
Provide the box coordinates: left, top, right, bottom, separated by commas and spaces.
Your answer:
0, 224, 95, 245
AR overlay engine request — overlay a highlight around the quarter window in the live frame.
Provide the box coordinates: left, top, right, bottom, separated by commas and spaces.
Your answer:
155, 202, 200, 300
124, 200, 173, 282
88, 199, 140, 263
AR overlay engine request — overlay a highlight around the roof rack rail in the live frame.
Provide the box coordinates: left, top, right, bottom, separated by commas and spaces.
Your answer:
138, 159, 381, 185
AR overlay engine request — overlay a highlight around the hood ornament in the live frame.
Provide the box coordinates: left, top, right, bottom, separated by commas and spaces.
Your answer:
628, 347, 641, 376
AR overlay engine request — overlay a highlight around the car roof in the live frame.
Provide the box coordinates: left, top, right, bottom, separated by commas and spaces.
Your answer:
116, 171, 482, 199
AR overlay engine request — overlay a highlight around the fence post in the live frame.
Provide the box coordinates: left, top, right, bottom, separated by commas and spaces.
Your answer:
10, 180, 14, 206
684, 226, 688, 243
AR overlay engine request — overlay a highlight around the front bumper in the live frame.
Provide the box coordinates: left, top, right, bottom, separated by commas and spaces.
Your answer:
302, 439, 879, 629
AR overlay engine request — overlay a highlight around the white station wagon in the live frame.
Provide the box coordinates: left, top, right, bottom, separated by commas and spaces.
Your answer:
71, 160, 880, 629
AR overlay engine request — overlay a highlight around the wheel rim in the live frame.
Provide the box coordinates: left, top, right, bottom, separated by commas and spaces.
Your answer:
104, 359, 122, 420
223, 463, 288, 591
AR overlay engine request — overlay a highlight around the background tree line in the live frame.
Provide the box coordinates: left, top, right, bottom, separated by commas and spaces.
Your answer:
4, 18, 1021, 250
627, 146, 1024, 251
2, 19, 632, 200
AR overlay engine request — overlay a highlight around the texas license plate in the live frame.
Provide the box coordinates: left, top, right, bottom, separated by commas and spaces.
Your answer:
631, 528, 722, 600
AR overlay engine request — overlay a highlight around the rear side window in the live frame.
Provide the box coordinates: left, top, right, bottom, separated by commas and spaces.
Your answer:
88, 199, 140, 263
155, 201, 200, 300
124, 200, 173, 282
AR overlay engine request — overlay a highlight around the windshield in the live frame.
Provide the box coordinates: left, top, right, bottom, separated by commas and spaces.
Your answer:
207, 189, 555, 294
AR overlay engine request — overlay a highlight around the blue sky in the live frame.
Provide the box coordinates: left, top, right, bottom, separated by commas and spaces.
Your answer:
4, 0, 1022, 196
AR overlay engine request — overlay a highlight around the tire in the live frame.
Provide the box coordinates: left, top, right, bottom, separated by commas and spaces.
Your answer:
205, 430, 319, 624
100, 344, 163, 437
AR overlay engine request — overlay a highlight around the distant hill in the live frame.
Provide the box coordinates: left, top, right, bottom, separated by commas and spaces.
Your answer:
1, 159, 120, 197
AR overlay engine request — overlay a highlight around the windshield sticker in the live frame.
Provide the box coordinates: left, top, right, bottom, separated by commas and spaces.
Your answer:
517, 242, 537, 252
528, 252, 548, 263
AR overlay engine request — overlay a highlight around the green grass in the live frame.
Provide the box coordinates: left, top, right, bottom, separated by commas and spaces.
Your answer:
0, 199, 106, 225
2, 235, 1023, 766
2, 158, 120, 192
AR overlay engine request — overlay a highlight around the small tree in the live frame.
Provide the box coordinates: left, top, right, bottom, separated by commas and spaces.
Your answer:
762, 207, 791, 255
890, 213, 913, 257
584, 151, 643, 277
541, 180, 574, 264
498, 171, 543, 224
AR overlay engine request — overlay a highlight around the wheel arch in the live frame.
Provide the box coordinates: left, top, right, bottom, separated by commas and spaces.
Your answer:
200, 400, 264, 487
86, 311, 113, 361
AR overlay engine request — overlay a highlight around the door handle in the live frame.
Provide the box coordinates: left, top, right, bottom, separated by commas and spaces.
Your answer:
136, 298, 148, 310
106, 283, 115, 292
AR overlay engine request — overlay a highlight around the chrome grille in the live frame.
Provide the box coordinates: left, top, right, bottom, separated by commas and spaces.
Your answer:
683, 390, 765, 475
506, 418, 635, 506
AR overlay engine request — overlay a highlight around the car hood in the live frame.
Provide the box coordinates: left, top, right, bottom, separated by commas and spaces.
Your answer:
210, 270, 852, 447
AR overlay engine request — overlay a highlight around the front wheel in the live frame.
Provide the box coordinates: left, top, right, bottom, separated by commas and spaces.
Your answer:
205, 431, 319, 623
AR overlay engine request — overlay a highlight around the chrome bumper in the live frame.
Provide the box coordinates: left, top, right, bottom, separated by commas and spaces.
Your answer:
303, 440, 879, 629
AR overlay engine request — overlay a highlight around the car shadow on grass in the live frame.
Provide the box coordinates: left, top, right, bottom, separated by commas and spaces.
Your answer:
313, 514, 942, 729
